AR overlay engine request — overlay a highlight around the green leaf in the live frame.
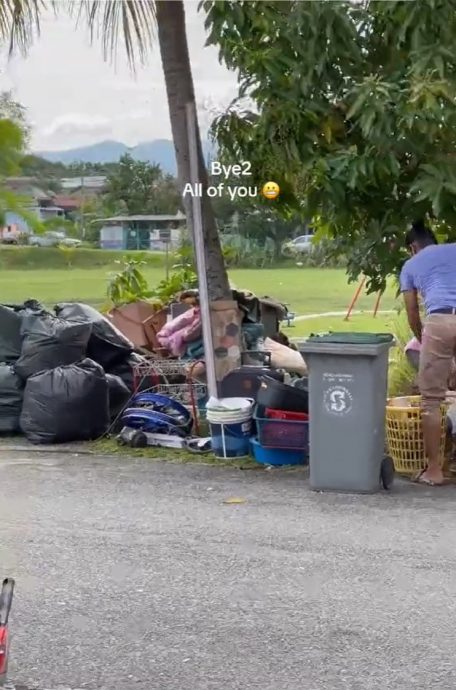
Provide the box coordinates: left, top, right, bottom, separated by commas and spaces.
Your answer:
206, 0, 456, 287
346, 91, 367, 120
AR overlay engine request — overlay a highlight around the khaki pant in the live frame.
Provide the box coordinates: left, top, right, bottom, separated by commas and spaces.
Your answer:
419, 314, 456, 413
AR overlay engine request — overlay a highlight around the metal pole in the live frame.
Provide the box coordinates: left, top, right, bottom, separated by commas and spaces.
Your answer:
186, 102, 218, 399
166, 241, 170, 280
80, 176, 85, 239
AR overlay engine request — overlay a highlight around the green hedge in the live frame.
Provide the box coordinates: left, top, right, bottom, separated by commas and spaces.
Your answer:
0, 246, 167, 270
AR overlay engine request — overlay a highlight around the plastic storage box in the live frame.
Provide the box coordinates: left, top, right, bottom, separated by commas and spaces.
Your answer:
254, 406, 309, 452
256, 376, 309, 413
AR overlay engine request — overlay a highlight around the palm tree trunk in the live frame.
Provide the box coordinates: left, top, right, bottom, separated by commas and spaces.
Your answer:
155, 0, 230, 301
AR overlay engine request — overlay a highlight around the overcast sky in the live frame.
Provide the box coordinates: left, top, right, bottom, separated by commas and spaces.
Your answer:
0, 1, 238, 152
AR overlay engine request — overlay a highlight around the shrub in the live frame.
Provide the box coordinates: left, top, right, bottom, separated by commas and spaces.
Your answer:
388, 309, 416, 397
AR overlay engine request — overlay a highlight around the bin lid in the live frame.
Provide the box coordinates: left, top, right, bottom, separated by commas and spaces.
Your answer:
300, 332, 395, 357
306, 332, 394, 345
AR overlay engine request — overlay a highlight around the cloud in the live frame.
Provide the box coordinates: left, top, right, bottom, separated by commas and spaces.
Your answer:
38, 109, 167, 148
104, 79, 160, 93
13, 0, 239, 149
41, 113, 112, 138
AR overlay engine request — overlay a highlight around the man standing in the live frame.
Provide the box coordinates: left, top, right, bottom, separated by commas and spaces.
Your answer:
400, 221, 456, 485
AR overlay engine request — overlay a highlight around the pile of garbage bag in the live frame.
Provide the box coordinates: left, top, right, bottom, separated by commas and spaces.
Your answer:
0, 300, 147, 445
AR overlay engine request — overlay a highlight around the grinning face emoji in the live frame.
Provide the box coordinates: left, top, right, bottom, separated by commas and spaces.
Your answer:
262, 181, 280, 200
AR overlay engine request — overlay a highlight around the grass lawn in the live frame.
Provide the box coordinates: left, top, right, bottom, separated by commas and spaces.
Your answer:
0, 266, 399, 335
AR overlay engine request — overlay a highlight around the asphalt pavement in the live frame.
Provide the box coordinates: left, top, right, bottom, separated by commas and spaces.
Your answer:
2, 450, 456, 690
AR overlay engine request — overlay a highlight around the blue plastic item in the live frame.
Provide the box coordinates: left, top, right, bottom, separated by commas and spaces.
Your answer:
121, 408, 187, 437
130, 392, 193, 434
132, 392, 191, 420
250, 437, 307, 466
210, 419, 252, 459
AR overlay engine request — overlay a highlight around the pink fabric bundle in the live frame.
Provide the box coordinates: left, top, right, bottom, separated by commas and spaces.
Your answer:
157, 308, 202, 357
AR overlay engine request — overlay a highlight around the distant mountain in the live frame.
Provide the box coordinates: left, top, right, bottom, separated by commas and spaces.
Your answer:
37, 138, 215, 176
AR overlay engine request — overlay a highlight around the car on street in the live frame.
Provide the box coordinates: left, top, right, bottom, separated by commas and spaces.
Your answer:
27, 231, 81, 248
282, 232, 315, 255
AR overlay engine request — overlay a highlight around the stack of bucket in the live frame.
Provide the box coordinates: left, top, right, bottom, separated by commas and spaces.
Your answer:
206, 397, 254, 459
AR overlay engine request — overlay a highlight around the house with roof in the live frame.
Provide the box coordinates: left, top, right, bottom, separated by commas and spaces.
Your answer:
98, 213, 186, 250
0, 178, 71, 240
53, 195, 82, 214
60, 176, 107, 195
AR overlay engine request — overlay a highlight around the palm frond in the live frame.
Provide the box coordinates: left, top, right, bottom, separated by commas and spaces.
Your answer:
74, 0, 156, 68
0, 0, 46, 55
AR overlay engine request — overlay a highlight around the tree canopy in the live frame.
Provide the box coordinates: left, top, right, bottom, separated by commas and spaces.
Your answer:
105, 153, 181, 215
211, 181, 304, 257
0, 91, 28, 176
0, 91, 30, 225
204, 0, 456, 291
2, 1, 232, 301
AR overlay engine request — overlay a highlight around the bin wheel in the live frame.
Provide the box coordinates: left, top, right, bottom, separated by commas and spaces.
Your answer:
381, 456, 395, 490
130, 431, 148, 448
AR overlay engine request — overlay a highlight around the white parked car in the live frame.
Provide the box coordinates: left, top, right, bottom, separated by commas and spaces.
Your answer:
282, 233, 315, 255
28, 231, 81, 248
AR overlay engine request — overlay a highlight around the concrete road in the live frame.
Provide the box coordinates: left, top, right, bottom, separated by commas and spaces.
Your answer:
2, 451, 456, 690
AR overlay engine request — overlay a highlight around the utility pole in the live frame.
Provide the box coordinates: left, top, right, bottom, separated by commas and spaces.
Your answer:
80, 175, 85, 240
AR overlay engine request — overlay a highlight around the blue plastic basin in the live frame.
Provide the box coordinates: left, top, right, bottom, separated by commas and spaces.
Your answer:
250, 438, 307, 466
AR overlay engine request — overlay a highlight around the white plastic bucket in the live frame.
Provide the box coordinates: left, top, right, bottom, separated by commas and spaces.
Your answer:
206, 397, 253, 423
206, 397, 254, 459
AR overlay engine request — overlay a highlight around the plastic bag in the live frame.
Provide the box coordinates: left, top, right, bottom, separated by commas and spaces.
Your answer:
0, 306, 23, 363
106, 373, 131, 421
15, 313, 92, 380
20, 358, 109, 444
0, 300, 47, 363
55, 302, 133, 369
0, 364, 23, 433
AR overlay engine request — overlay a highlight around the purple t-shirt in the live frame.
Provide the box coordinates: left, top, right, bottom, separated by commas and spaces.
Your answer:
400, 243, 456, 314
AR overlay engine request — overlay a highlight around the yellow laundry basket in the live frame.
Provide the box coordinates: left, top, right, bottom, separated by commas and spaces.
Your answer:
385, 396, 448, 475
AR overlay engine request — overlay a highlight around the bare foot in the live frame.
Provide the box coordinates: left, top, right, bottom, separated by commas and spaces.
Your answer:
417, 467, 445, 486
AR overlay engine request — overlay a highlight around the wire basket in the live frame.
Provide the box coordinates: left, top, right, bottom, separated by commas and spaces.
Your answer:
132, 358, 203, 390
385, 395, 448, 475
151, 382, 207, 408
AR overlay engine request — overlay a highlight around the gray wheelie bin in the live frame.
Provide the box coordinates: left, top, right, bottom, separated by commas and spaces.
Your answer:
300, 333, 394, 493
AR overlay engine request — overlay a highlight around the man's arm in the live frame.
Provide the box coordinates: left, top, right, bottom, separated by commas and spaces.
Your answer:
403, 289, 422, 342
400, 261, 422, 341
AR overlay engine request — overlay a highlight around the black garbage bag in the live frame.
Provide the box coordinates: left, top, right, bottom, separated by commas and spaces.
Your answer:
0, 364, 23, 433
54, 302, 134, 369
17, 299, 48, 314
0, 299, 50, 364
15, 312, 92, 380
20, 358, 110, 444
106, 352, 150, 392
106, 373, 131, 421
0, 306, 23, 363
